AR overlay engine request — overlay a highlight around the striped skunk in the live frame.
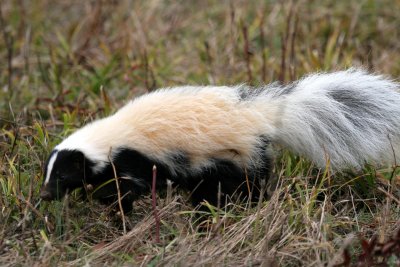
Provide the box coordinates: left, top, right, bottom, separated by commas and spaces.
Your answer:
40, 69, 400, 211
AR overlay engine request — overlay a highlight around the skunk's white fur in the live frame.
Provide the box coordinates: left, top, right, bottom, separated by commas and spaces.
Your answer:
259, 69, 400, 169
55, 69, 400, 174
55, 85, 273, 176
41, 69, 400, 208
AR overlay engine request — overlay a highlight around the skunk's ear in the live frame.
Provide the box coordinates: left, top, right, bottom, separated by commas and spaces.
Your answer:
71, 152, 84, 170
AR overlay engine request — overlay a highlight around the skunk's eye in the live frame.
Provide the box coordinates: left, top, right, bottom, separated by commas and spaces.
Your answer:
55, 170, 67, 180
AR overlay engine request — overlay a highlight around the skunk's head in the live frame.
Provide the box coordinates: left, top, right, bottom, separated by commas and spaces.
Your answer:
40, 149, 94, 201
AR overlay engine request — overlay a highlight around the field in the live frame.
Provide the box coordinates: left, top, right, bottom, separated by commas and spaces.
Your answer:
1, 0, 400, 266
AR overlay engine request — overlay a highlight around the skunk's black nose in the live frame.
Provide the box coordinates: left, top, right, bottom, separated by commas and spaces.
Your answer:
40, 189, 53, 201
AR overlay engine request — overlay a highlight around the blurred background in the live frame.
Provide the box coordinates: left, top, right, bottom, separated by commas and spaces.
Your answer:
0, 0, 399, 119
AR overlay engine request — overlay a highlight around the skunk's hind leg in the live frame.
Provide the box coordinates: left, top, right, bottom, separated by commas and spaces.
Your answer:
188, 157, 273, 209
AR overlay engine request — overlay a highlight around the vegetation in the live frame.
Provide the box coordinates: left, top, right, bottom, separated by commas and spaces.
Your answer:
1, 0, 400, 266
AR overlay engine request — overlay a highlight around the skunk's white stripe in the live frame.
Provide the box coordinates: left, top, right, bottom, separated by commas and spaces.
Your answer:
52, 69, 400, 173
44, 151, 58, 185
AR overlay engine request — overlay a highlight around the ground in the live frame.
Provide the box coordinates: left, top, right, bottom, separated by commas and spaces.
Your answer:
1, 1, 400, 266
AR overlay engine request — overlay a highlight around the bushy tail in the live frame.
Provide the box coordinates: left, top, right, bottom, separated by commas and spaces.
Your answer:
260, 69, 400, 170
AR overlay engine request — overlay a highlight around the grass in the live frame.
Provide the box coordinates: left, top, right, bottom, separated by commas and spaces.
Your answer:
1, 0, 400, 266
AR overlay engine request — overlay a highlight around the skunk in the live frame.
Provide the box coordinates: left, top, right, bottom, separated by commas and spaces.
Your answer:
40, 69, 400, 211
